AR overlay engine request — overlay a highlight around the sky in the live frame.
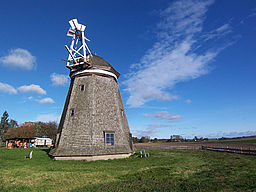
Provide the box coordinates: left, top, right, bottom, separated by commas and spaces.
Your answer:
0, 0, 255, 139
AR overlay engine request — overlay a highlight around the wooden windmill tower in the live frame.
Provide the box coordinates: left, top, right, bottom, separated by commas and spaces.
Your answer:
50, 19, 134, 160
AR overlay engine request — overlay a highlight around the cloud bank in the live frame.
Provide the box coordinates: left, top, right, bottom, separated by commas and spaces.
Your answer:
124, 0, 232, 108
0, 48, 36, 70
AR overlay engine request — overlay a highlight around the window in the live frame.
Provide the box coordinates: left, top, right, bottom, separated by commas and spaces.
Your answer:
105, 132, 114, 146
121, 109, 124, 118
80, 84, 84, 91
70, 109, 75, 116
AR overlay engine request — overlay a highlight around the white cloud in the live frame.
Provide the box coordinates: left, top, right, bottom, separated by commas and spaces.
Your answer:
0, 82, 17, 94
142, 111, 183, 122
248, 8, 256, 18
124, 0, 233, 108
216, 24, 230, 33
51, 73, 69, 86
38, 97, 55, 104
132, 123, 171, 138
147, 124, 170, 129
28, 96, 33, 100
0, 48, 36, 70
203, 23, 232, 41
18, 84, 46, 95
133, 128, 159, 138
155, 111, 183, 122
185, 99, 192, 104
36, 114, 60, 122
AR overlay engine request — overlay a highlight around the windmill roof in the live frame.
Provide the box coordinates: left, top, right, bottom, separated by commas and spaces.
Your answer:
88, 54, 120, 78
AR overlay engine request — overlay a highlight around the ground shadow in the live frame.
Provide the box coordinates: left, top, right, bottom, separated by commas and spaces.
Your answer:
41, 148, 54, 159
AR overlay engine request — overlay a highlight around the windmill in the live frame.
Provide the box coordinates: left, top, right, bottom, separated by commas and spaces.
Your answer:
50, 19, 134, 161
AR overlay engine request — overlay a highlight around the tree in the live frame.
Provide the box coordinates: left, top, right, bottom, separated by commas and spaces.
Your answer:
0, 111, 11, 139
0, 111, 19, 140
2, 121, 58, 141
3, 127, 17, 140
9, 119, 18, 128
132, 137, 139, 143
3, 123, 36, 140
139, 136, 150, 143
17, 123, 36, 138
43, 121, 58, 141
34, 121, 58, 140
168, 135, 184, 142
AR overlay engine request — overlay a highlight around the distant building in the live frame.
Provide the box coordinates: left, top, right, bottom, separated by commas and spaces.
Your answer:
5, 137, 52, 148
34, 137, 53, 147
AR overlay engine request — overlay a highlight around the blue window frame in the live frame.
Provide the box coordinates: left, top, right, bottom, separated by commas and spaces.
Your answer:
105, 133, 114, 146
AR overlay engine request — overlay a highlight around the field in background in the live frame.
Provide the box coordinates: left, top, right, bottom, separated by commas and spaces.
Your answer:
209, 136, 256, 144
135, 136, 256, 151
1, 148, 256, 191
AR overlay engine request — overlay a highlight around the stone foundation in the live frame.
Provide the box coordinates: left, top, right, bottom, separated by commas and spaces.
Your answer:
53, 153, 132, 161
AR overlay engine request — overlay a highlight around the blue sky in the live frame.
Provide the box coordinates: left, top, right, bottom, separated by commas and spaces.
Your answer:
0, 0, 255, 139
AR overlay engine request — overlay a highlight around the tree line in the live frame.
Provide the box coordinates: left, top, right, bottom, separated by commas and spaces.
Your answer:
0, 110, 58, 142
132, 135, 209, 143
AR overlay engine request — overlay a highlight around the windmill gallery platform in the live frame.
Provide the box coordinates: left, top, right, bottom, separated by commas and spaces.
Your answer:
50, 19, 134, 160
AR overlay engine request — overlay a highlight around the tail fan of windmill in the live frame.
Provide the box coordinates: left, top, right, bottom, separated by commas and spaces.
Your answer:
65, 19, 92, 69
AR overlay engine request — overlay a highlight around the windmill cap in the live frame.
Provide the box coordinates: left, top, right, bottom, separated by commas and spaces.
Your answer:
88, 54, 120, 78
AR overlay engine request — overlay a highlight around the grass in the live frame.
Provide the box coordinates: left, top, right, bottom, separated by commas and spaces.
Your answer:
212, 137, 256, 144
0, 148, 256, 192
204, 136, 256, 144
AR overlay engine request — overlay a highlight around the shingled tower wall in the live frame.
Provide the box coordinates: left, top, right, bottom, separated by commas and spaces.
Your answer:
50, 55, 134, 160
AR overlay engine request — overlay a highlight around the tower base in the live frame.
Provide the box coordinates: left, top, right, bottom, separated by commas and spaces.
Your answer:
52, 153, 132, 161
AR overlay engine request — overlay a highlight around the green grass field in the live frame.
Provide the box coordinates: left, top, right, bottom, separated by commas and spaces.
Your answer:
0, 148, 256, 192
